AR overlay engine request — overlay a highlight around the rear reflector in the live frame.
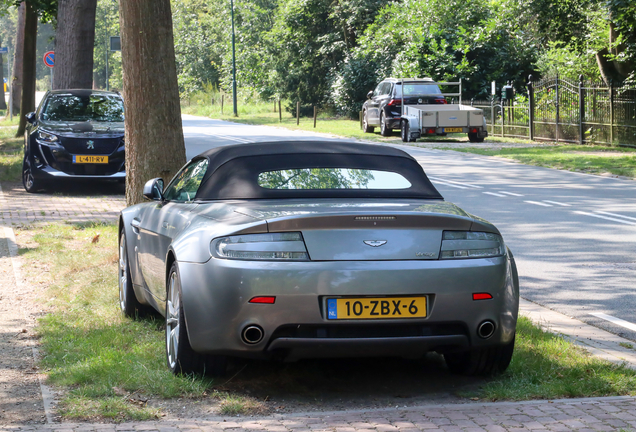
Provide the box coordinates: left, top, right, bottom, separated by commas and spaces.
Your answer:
249, 296, 276, 304
471, 128, 478, 133
473, 293, 493, 300
428, 128, 436, 134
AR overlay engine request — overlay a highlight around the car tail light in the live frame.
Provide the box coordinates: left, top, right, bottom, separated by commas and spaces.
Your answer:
440, 231, 505, 259
387, 99, 401, 106
435, 98, 448, 104
212, 232, 309, 261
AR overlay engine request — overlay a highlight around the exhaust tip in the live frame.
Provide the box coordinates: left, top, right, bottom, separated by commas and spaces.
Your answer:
477, 320, 495, 339
242, 325, 264, 345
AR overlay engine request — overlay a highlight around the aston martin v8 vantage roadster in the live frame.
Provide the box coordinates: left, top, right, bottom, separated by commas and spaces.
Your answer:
118, 141, 519, 376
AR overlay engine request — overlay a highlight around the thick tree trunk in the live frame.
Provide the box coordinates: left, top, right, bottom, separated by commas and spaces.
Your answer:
119, 0, 186, 206
16, 1, 37, 137
53, 0, 98, 89
11, 2, 25, 115
0, 37, 6, 111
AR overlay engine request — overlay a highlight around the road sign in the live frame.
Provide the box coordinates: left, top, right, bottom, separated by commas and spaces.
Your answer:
110, 36, 121, 51
0, 47, 8, 54
43, 51, 55, 68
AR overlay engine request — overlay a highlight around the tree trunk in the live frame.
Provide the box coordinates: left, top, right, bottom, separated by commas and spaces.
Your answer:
11, 2, 25, 115
119, 0, 186, 206
0, 36, 6, 111
16, 1, 37, 137
53, 0, 98, 89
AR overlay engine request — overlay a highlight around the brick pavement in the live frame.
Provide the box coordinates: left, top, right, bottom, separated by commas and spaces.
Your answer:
0, 182, 125, 226
0, 396, 635, 431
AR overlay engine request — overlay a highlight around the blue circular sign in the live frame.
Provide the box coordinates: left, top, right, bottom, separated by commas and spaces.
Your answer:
43, 51, 55, 68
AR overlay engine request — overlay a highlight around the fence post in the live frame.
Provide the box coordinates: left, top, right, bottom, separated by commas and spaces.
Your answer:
555, 75, 560, 143
274, 100, 277, 113
313, 106, 317, 128
579, 75, 584, 145
278, 100, 282, 122
609, 80, 614, 145
528, 75, 534, 141
296, 101, 300, 125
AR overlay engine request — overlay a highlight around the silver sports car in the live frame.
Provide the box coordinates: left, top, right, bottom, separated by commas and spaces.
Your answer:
118, 141, 519, 376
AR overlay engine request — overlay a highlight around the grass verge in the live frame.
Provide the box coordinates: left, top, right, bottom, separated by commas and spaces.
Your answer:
0, 126, 22, 182
18, 223, 636, 419
448, 145, 636, 179
20, 223, 212, 421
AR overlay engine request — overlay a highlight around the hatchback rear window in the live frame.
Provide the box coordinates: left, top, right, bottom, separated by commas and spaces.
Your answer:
258, 168, 412, 190
394, 84, 442, 97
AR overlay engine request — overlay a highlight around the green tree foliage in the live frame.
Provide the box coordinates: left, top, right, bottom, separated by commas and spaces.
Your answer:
93, 0, 121, 90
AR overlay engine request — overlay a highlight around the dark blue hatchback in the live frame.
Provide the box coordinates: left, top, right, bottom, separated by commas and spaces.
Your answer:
22, 89, 126, 192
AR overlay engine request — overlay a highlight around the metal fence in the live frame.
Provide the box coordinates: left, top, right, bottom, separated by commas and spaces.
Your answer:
471, 77, 636, 146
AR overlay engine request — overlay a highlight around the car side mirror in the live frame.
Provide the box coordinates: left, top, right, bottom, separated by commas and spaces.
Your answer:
143, 178, 164, 201
25, 112, 36, 124
367, 91, 374, 99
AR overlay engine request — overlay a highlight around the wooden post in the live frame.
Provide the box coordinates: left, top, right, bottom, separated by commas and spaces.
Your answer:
578, 75, 584, 145
313, 106, 317, 128
221, 95, 224, 115
296, 101, 300, 125
279, 100, 282, 122
528, 75, 534, 141
274, 100, 277, 113
610, 80, 614, 145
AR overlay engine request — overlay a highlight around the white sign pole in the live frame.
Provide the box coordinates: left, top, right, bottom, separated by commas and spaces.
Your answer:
8, 46, 12, 121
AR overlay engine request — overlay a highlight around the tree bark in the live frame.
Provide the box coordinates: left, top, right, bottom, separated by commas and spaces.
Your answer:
53, 0, 98, 89
0, 36, 6, 111
11, 2, 25, 115
119, 0, 186, 206
16, 1, 37, 137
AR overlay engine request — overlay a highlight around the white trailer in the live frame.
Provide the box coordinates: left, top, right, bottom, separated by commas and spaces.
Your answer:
399, 80, 488, 143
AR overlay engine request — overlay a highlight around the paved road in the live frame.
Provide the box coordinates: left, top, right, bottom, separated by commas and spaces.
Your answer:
181, 115, 636, 343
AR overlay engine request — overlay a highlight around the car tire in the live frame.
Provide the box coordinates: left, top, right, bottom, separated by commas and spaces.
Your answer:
401, 120, 411, 143
362, 111, 374, 133
380, 113, 391, 136
444, 335, 515, 376
22, 157, 42, 193
165, 262, 227, 376
468, 132, 484, 143
119, 229, 145, 318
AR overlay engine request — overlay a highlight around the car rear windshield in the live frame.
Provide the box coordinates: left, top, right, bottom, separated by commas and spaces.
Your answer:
258, 168, 412, 190
196, 154, 442, 200
394, 83, 442, 97
41, 95, 125, 122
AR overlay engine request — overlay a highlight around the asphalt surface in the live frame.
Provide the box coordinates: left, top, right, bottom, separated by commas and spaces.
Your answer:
181, 114, 636, 343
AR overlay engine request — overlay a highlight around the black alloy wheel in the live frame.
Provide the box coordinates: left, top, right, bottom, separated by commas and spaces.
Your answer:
362, 111, 375, 133
22, 157, 42, 193
380, 113, 391, 136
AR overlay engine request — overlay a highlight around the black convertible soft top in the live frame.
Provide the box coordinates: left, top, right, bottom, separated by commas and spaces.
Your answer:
194, 141, 443, 200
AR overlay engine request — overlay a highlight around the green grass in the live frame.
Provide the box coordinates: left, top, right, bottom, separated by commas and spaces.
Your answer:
479, 316, 636, 400
0, 114, 20, 127
0, 126, 22, 182
448, 145, 636, 178
20, 223, 213, 421
19, 223, 636, 419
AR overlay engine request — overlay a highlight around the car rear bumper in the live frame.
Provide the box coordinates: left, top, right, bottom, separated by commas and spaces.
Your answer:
178, 255, 518, 360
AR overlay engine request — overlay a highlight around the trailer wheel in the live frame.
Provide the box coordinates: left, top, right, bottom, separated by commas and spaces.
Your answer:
362, 111, 374, 133
468, 132, 484, 143
401, 120, 414, 143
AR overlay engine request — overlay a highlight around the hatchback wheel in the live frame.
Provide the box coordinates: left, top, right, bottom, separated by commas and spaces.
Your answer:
22, 158, 42, 193
166, 262, 227, 376
380, 113, 391, 136
362, 111, 374, 133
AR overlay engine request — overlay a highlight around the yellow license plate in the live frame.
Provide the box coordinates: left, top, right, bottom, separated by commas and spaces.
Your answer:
327, 297, 427, 320
444, 127, 463, 133
73, 155, 109, 164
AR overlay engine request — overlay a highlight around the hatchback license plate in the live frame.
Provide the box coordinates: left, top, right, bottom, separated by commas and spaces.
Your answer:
327, 297, 427, 320
444, 127, 463, 133
73, 155, 109, 164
